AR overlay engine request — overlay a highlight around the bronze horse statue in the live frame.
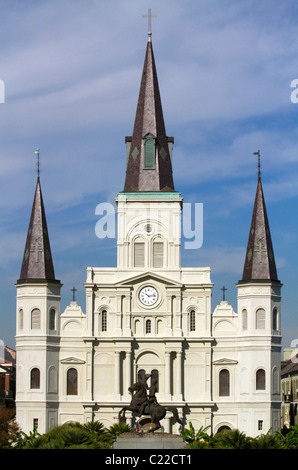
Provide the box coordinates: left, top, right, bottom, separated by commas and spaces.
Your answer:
118, 380, 182, 432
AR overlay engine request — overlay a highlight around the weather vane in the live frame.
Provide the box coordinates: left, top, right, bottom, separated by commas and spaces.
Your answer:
34, 148, 40, 178
143, 8, 157, 41
253, 150, 261, 179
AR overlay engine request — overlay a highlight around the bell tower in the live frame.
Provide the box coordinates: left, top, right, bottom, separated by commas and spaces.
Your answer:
16, 156, 62, 434
236, 152, 282, 435
116, 30, 182, 272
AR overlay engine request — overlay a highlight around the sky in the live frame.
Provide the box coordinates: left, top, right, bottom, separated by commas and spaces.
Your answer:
0, 0, 298, 351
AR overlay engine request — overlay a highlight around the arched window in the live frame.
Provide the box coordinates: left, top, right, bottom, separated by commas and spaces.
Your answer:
242, 309, 247, 330
273, 308, 278, 331
19, 309, 24, 330
31, 308, 41, 329
256, 369, 266, 390
67, 368, 78, 395
190, 310, 196, 332
30, 368, 40, 389
49, 309, 56, 330
134, 238, 145, 267
144, 138, 155, 169
219, 369, 230, 396
146, 319, 151, 334
256, 308, 265, 330
101, 310, 107, 332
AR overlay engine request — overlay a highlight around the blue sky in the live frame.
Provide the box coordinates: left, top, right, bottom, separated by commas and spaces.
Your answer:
1, 0, 298, 350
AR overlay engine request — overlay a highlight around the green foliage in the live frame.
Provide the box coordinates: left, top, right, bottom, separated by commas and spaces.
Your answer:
181, 422, 212, 448
0, 407, 21, 449
211, 429, 252, 449
249, 430, 284, 449
106, 422, 134, 442
280, 425, 298, 449
181, 423, 287, 450
15, 420, 134, 449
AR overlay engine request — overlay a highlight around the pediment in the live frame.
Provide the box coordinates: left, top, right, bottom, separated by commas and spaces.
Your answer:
115, 271, 183, 288
213, 358, 238, 365
60, 357, 86, 364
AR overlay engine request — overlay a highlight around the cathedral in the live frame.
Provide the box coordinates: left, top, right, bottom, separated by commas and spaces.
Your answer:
15, 30, 282, 437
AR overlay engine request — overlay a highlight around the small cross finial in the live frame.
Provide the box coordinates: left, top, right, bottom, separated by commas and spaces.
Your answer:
34, 148, 40, 178
142, 8, 157, 42
70, 286, 77, 302
221, 285, 227, 301
253, 150, 261, 179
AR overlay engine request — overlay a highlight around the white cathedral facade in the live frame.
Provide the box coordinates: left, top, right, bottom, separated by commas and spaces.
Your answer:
15, 32, 282, 438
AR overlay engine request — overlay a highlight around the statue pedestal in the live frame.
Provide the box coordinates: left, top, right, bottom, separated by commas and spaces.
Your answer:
113, 432, 185, 450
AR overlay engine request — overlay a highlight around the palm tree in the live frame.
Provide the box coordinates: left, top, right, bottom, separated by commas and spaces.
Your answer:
249, 431, 284, 449
211, 429, 251, 449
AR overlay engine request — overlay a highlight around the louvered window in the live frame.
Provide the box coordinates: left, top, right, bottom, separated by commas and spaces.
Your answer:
146, 319, 151, 334
153, 242, 163, 268
256, 308, 265, 329
242, 309, 247, 330
31, 308, 41, 329
134, 241, 145, 267
144, 139, 155, 169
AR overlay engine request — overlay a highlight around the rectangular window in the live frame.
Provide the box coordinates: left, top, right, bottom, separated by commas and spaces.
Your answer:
134, 243, 145, 267
153, 242, 163, 268
258, 420, 263, 430
33, 419, 38, 431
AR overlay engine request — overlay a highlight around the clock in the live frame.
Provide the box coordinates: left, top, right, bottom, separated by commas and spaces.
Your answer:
139, 286, 158, 306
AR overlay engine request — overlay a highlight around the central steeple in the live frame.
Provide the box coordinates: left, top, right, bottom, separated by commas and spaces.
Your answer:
123, 33, 175, 192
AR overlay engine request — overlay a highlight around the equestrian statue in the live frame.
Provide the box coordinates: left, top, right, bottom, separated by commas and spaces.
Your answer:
118, 373, 182, 432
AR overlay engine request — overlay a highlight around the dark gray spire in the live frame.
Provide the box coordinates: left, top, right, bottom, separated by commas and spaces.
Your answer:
123, 37, 175, 192
18, 177, 58, 283
242, 174, 278, 282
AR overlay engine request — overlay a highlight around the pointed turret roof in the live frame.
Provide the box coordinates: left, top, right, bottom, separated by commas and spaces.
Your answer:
18, 176, 58, 283
123, 35, 175, 192
242, 172, 278, 282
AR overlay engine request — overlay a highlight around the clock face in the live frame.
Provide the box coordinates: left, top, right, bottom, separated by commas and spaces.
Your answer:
139, 286, 158, 306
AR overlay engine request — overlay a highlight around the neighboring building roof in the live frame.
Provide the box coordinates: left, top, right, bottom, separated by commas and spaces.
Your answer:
0, 345, 16, 366
241, 174, 278, 282
18, 177, 59, 283
281, 359, 298, 377
123, 36, 175, 192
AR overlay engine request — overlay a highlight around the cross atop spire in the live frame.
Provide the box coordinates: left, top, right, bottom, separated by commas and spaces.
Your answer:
142, 8, 157, 42
241, 157, 278, 282
253, 150, 261, 180
34, 148, 40, 178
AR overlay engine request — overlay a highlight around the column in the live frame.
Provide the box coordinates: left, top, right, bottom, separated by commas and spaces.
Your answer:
125, 351, 131, 399
176, 351, 182, 400
165, 351, 171, 400
114, 351, 121, 400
